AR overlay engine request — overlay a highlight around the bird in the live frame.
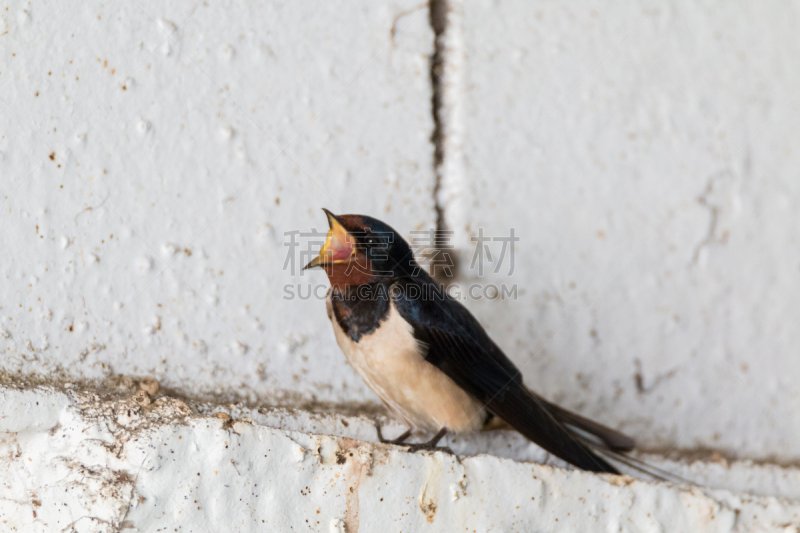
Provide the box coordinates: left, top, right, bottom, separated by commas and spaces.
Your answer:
303, 208, 674, 478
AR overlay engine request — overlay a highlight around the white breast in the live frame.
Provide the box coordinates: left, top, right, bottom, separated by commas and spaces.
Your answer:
327, 294, 486, 433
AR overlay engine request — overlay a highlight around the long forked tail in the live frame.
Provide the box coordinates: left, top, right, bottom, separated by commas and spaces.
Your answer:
483, 389, 690, 482
540, 396, 690, 484
487, 386, 622, 474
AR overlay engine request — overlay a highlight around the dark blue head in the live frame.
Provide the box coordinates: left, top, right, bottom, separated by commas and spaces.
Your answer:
303, 209, 418, 287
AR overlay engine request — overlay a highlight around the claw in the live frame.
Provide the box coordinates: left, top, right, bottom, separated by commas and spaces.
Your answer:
406, 443, 457, 455
404, 427, 452, 454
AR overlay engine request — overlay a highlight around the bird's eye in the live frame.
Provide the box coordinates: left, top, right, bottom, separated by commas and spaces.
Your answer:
361, 228, 376, 246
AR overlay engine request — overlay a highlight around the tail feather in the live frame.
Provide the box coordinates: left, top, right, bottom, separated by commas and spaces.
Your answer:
543, 399, 635, 452
485, 390, 688, 482
550, 408, 690, 483
590, 446, 691, 484
489, 387, 622, 474
528, 392, 688, 483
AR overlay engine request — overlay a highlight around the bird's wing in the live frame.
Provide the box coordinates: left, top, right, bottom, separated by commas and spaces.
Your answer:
392, 278, 621, 474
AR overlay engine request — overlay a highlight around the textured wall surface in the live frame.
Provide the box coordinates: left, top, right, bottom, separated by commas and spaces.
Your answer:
3, 0, 800, 530
1, 0, 436, 404
440, 0, 800, 461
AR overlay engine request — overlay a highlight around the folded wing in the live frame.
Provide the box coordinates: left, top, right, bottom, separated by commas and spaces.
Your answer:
393, 277, 622, 474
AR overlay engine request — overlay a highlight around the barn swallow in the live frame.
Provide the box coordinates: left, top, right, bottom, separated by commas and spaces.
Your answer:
304, 209, 671, 477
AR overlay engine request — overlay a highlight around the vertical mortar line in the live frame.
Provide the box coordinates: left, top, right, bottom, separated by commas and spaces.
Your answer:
428, 0, 459, 285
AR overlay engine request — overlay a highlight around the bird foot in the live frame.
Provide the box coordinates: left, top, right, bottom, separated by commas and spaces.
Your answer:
374, 420, 412, 445
406, 442, 457, 455
404, 427, 456, 456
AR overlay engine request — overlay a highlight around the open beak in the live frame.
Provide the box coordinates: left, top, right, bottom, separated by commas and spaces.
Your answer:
302, 208, 355, 270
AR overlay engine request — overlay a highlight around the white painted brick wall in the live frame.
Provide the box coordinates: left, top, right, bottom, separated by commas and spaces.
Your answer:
3, 0, 800, 530
441, 0, 800, 462
1, 0, 435, 404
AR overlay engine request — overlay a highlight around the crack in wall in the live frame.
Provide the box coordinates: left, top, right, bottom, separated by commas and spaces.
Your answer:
692, 186, 720, 264
633, 358, 678, 395
428, 0, 459, 284
692, 170, 734, 264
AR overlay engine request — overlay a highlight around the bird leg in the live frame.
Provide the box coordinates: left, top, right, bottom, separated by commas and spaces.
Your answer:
406, 427, 455, 455
374, 420, 413, 445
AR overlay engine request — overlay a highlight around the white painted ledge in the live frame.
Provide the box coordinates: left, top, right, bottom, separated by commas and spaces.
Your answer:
2, 385, 799, 532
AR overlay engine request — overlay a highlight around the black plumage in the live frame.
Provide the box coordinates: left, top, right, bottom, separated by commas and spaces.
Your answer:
391, 272, 621, 473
